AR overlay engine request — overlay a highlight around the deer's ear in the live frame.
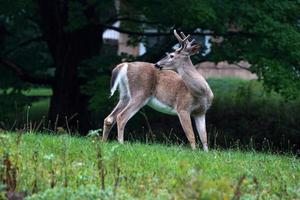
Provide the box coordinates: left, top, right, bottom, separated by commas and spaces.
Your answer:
188, 43, 201, 55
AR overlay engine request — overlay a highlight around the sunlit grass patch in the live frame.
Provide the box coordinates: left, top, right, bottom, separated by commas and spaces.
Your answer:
0, 132, 299, 199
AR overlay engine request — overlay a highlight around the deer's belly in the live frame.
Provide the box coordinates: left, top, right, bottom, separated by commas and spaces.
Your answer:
147, 97, 177, 116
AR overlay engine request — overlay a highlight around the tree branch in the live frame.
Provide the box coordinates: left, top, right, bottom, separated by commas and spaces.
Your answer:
106, 16, 161, 25
0, 59, 53, 85
4, 36, 44, 56
102, 24, 172, 37
102, 24, 261, 38
138, 37, 176, 62
234, 62, 252, 71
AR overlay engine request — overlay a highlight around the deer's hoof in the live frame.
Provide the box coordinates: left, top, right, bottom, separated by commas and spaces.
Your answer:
203, 145, 209, 152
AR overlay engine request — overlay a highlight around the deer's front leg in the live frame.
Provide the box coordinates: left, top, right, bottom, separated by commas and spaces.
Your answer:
194, 114, 208, 152
178, 110, 196, 150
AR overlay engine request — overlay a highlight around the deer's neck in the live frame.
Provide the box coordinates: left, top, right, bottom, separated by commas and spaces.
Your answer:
177, 57, 210, 96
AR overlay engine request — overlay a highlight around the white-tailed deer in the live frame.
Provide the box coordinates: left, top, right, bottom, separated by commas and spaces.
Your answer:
102, 30, 214, 151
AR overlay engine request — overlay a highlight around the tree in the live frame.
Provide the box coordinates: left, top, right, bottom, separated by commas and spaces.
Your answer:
124, 0, 300, 98
1, 1, 116, 132
1, 0, 299, 133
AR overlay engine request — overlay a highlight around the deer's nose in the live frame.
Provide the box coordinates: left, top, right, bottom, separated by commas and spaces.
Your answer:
154, 63, 162, 70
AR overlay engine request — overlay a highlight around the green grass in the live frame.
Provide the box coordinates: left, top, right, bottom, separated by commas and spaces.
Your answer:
208, 77, 250, 94
29, 98, 50, 121
0, 88, 52, 97
0, 132, 299, 199
22, 88, 52, 97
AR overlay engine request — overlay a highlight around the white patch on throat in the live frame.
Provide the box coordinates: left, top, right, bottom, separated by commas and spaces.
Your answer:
147, 97, 177, 115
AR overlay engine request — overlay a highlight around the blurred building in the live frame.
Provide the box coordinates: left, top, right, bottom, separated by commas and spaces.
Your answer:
196, 61, 257, 80
103, 0, 256, 79
103, 21, 146, 56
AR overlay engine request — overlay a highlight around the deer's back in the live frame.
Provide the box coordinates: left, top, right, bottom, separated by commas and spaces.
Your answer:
126, 62, 191, 110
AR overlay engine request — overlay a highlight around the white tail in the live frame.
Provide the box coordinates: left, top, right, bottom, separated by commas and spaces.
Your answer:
102, 30, 213, 151
110, 63, 129, 97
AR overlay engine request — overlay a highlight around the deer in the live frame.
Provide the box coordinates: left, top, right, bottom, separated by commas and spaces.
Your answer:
102, 30, 214, 151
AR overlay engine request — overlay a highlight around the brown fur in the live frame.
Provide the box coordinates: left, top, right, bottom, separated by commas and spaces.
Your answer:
102, 30, 213, 151
102, 61, 213, 151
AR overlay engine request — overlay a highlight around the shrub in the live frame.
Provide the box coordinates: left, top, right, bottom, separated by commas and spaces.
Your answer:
207, 78, 300, 152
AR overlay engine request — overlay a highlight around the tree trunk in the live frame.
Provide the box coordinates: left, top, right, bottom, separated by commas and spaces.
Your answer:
37, 0, 104, 134
49, 58, 90, 133
49, 74, 91, 133
48, 25, 103, 134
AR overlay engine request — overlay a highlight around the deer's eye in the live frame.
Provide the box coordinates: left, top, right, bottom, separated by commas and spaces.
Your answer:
170, 55, 174, 58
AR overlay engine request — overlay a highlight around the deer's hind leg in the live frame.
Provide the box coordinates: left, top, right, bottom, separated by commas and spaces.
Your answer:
102, 98, 129, 141
194, 114, 208, 152
116, 95, 149, 143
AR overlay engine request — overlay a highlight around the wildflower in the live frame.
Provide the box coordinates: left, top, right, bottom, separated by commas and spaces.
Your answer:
44, 153, 55, 160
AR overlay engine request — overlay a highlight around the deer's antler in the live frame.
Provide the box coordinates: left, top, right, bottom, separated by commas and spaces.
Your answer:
174, 30, 190, 52
174, 30, 200, 54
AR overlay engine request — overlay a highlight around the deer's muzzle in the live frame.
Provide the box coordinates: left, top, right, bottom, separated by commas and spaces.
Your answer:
154, 63, 162, 70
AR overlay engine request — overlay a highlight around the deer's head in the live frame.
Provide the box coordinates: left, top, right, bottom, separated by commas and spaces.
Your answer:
155, 30, 201, 71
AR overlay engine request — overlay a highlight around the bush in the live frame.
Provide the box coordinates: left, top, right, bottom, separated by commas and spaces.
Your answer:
207, 78, 300, 152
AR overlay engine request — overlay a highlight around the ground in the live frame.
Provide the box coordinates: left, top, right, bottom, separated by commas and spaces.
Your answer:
0, 132, 299, 199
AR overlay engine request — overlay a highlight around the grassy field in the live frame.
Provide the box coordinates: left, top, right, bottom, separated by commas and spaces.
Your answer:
0, 132, 299, 199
